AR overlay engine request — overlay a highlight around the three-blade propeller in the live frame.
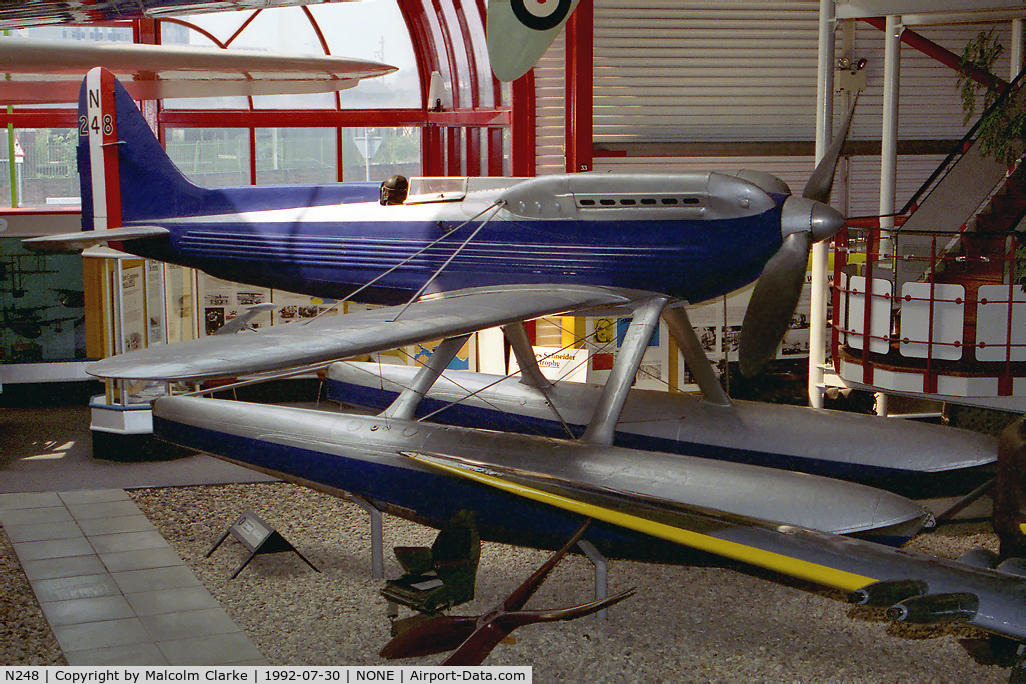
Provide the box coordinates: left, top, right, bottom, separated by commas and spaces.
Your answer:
738, 98, 859, 377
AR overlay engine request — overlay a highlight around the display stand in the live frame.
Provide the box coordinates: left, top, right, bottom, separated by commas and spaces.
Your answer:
577, 539, 610, 619
346, 494, 384, 578
207, 509, 319, 579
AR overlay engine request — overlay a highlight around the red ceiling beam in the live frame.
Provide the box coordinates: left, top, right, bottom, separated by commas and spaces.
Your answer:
862, 17, 1009, 92
0, 111, 78, 128
158, 109, 427, 128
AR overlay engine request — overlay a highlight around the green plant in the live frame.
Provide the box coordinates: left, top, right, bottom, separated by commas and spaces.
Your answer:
957, 30, 1026, 165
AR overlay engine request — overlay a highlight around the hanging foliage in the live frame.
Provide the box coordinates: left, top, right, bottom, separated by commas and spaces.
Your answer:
957, 30, 1026, 165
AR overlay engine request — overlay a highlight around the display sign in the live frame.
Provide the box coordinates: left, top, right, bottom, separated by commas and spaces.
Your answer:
206, 509, 319, 579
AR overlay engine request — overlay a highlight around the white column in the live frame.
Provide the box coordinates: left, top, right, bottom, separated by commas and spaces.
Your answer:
872, 16, 901, 418
879, 15, 901, 255
1012, 19, 1024, 81
809, 0, 836, 409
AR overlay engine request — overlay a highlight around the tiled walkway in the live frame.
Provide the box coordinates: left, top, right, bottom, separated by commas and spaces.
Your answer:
0, 488, 268, 666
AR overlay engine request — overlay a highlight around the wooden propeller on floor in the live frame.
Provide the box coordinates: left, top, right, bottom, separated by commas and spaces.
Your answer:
380, 519, 636, 666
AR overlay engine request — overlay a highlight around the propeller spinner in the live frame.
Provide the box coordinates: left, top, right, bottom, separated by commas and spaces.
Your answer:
738, 98, 858, 377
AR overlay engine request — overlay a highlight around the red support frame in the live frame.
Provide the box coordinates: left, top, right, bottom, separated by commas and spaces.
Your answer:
510, 71, 536, 177
862, 18, 1009, 92
565, 0, 593, 173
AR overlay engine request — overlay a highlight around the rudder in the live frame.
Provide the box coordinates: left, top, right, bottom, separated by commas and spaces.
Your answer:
78, 67, 205, 233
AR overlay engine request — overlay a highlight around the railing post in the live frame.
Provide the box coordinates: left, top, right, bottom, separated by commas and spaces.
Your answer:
860, 227, 876, 386
1001, 233, 1017, 396
923, 234, 937, 394
831, 224, 847, 374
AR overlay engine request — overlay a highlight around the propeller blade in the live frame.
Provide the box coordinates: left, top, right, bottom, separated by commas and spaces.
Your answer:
442, 588, 638, 666
379, 614, 478, 660
442, 623, 513, 666
802, 94, 859, 203
738, 231, 812, 377
501, 588, 638, 628
502, 518, 590, 613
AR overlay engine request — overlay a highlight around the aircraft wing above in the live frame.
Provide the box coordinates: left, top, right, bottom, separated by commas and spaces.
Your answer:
0, 38, 396, 103
487, 0, 582, 82
0, 1, 309, 28
405, 450, 1026, 642
89, 285, 636, 382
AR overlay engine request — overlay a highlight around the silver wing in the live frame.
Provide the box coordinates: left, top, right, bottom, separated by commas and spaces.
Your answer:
89, 284, 637, 381
406, 450, 1026, 643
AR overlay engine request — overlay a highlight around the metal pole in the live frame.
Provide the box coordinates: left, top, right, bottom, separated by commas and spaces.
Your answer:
869, 14, 902, 417
577, 540, 609, 620
809, 0, 836, 409
880, 15, 901, 259
1012, 19, 1024, 80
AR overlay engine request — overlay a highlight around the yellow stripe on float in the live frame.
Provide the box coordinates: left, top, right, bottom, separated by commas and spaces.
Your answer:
410, 453, 877, 592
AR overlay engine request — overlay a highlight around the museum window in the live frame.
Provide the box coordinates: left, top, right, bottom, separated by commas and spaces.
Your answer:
341, 127, 422, 182
165, 128, 251, 189
255, 128, 337, 186
0, 128, 79, 208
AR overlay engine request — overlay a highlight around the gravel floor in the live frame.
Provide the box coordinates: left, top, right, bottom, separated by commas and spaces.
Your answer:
1, 526, 66, 666
1, 481, 1016, 680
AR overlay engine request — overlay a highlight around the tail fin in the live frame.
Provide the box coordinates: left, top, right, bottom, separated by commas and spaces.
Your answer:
78, 67, 204, 232
77, 67, 382, 236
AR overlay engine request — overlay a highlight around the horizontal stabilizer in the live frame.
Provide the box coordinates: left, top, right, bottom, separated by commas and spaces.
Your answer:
89, 285, 634, 381
22, 225, 169, 252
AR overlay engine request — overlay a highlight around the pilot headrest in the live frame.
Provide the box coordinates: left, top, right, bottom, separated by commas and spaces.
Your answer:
380, 174, 409, 205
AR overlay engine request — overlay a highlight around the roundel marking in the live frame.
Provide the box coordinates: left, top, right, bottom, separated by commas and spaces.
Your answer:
510, 0, 574, 31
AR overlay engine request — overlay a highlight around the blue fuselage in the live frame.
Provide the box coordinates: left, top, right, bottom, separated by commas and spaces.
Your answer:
116, 180, 786, 306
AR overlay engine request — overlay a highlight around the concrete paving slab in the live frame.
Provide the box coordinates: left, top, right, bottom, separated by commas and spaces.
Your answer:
14, 537, 97, 562
40, 595, 136, 627
99, 547, 184, 573
52, 617, 151, 653
124, 586, 221, 617
110, 566, 203, 594
63, 642, 169, 666
21, 555, 108, 582
140, 608, 242, 643
1, 505, 74, 526
31, 573, 122, 603
0, 492, 62, 511
77, 514, 157, 537
4, 520, 85, 543
68, 500, 145, 521
156, 633, 266, 666
88, 530, 172, 555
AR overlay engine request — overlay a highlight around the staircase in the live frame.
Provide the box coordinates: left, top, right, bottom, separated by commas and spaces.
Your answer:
931, 159, 1026, 356
834, 73, 1026, 408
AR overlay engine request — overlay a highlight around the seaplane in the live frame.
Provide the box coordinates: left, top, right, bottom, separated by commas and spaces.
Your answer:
26, 69, 1026, 665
